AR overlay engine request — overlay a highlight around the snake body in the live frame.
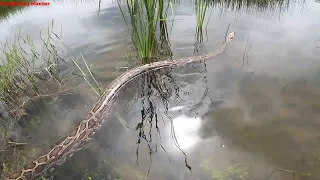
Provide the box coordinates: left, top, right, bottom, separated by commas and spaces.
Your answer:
5, 32, 235, 180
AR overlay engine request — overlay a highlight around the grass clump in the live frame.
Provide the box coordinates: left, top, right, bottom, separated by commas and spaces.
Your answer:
0, 20, 101, 147
0, 21, 101, 178
195, 0, 210, 43
0, 22, 64, 119
116, 0, 173, 64
0, 22, 70, 148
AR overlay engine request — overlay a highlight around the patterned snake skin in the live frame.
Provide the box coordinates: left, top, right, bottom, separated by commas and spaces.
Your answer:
4, 32, 235, 180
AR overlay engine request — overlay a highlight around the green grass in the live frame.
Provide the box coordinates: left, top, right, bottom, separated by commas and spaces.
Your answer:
0, 21, 102, 178
0, 22, 61, 117
116, 0, 173, 64
0, 22, 66, 145
0, 20, 101, 116
0, 20, 101, 146
195, 0, 210, 43
116, 0, 294, 61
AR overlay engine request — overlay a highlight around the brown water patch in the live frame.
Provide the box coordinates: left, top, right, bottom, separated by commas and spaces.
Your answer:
34, 164, 47, 175
23, 163, 36, 170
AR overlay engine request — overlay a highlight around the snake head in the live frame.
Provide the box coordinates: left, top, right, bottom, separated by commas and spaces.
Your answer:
226, 32, 235, 43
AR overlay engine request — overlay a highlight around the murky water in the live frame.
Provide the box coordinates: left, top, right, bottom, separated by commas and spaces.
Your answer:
1, 0, 320, 179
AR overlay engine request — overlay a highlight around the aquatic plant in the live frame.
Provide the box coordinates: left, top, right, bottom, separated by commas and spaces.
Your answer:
116, 0, 173, 64
0, 21, 101, 146
0, 22, 64, 120
195, 0, 210, 43
0, 21, 102, 178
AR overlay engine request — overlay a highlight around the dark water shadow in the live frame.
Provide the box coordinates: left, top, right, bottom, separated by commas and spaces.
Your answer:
199, 73, 320, 179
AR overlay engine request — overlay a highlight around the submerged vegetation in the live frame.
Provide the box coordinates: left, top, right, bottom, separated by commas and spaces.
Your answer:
0, 21, 101, 176
200, 160, 250, 180
0, 23, 68, 146
0, 23, 62, 118
0, 21, 100, 118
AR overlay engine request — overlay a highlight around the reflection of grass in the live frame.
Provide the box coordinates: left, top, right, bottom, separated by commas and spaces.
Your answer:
0, 0, 32, 20
200, 0, 296, 13
173, 0, 301, 15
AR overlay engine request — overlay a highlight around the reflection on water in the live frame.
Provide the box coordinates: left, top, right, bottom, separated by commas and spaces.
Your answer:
48, 56, 320, 179
168, 115, 202, 151
46, 60, 213, 179
44, 57, 307, 180
0, 0, 320, 179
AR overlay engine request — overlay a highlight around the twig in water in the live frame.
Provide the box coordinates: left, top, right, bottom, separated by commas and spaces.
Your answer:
224, 23, 232, 43
242, 36, 252, 70
172, 72, 201, 77
113, 67, 129, 74
80, 52, 102, 94
265, 168, 295, 180
67, 54, 100, 96
51, 29, 101, 96
8, 141, 27, 147
115, 112, 134, 131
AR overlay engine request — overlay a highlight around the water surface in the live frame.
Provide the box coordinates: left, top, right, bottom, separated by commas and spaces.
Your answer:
0, 0, 320, 179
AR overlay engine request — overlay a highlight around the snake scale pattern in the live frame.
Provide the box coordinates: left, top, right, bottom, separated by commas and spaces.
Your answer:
4, 32, 235, 180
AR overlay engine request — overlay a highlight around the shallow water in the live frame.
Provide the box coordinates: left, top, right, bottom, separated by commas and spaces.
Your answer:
1, 0, 320, 179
